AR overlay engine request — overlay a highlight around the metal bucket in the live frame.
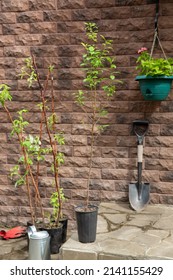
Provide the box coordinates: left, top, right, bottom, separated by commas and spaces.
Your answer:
28, 230, 51, 260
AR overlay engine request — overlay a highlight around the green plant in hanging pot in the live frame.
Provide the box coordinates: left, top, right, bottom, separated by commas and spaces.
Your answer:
74, 22, 121, 243
136, 46, 173, 101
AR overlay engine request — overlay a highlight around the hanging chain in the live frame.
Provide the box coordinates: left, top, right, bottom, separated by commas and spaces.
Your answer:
150, 0, 167, 61
150, 29, 168, 60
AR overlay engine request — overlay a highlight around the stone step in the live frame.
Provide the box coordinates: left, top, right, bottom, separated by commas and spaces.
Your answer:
60, 202, 173, 260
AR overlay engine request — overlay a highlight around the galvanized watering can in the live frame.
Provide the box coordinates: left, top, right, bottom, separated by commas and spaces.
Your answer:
27, 226, 51, 260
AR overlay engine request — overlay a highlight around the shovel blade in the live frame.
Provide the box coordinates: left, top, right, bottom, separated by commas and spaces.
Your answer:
129, 183, 150, 211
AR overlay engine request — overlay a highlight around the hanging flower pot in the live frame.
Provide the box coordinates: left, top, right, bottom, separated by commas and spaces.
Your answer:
135, 30, 173, 101
135, 75, 173, 101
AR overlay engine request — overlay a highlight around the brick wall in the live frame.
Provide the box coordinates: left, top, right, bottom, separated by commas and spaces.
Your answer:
0, 0, 173, 228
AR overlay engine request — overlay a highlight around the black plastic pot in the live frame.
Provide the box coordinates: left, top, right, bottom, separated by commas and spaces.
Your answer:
40, 224, 63, 254
60, 216, 68, 243
75, 205, 98, 243
47, 225, 63, 254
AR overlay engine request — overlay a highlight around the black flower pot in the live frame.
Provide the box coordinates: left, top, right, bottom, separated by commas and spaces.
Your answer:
40, 224, 63, 254
75, 205, 98, 243
60, 216, 68, 243
47, 225, 63, 254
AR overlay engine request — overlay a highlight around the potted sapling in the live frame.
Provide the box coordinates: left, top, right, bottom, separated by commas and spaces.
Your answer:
74, 22, 122, 243
0, 56, 67, 253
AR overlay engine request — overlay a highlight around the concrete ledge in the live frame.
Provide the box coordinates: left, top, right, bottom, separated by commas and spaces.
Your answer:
60, 202, 173, 260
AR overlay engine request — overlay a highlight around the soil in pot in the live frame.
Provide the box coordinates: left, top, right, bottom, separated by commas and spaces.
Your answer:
75, 205, 98, 243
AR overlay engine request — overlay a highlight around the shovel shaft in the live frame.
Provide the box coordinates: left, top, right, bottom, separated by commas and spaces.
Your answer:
137, 144, 143, 200
137, 162, 142, 200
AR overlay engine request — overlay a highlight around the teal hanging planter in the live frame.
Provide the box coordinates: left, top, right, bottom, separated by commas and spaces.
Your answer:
135, 75, 173, 101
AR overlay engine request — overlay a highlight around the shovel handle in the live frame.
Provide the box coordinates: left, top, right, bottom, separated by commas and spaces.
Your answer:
137, 144, 143, 163
137, 144, 143, 200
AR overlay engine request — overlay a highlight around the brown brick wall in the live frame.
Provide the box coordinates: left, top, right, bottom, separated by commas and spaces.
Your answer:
0, 0, 173, 228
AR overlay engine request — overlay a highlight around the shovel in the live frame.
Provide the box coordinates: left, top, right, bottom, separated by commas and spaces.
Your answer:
129, 120, 150, 211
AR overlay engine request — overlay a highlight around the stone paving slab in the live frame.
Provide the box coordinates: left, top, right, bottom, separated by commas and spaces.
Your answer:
60, 202, 173, 260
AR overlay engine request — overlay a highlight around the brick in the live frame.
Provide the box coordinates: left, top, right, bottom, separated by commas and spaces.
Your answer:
146, 136, 173, 147
161, 124, 173, 136
114, 181, 128, 192
145, 159, 173, 171
160, 148, 173, 159
57, 0, 85, 9
116, 158, 136, 169
0, 13, 16, 24
129, 4, 155, 18
2, 0, 29, 11
61, 113, 88, 124
43, 10, 71, 21
101, 18, 154, 32
16, 34, 42, 46
102, 147, 128, 158
4, 46, 30, 57
72, 190, 88, 202
60, 178, 87, 189
29, 0, 56, 10
88, 136, 116, 147
57, 21, 84, 33
42, 34, 70, 45
92, 158, 115, 169
114, 0, 147, 5
30, 46, 58, 57
0, 175, 9, 187
64, 135, 87, 146
0, 156, 7, 164
58, 45, 83, 57
161, 3, 173, 16
101, 190, 127, 202
0, 58, 16, 68
17, 11, 43, 23
72, 9, 101, 21
72, 124, 92, 135
160, 171, 173, 182
74, 146, 102, 157
151, 182, 173, 194
160, 29, 173, 41
89, 179, 115, 191
102, 124, 130, 136
0, 69, 5, 79
86, 0, 114, 8
64, 157, 88, 167
30, 22, 57, 34
58, 68, 85, 80
74, 167, 101, 179
101, 6, 131, 19
3, 23, 30, 35
102, 169, 130, 180
159, 16, 173, 29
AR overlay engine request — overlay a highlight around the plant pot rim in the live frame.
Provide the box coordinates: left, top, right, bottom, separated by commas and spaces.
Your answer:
135, 75, 173, 80
75, 204, 98, 213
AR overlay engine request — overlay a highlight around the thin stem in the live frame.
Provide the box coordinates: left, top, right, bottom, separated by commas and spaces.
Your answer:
32, 57, 62, 226
86, 87, 97, 209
